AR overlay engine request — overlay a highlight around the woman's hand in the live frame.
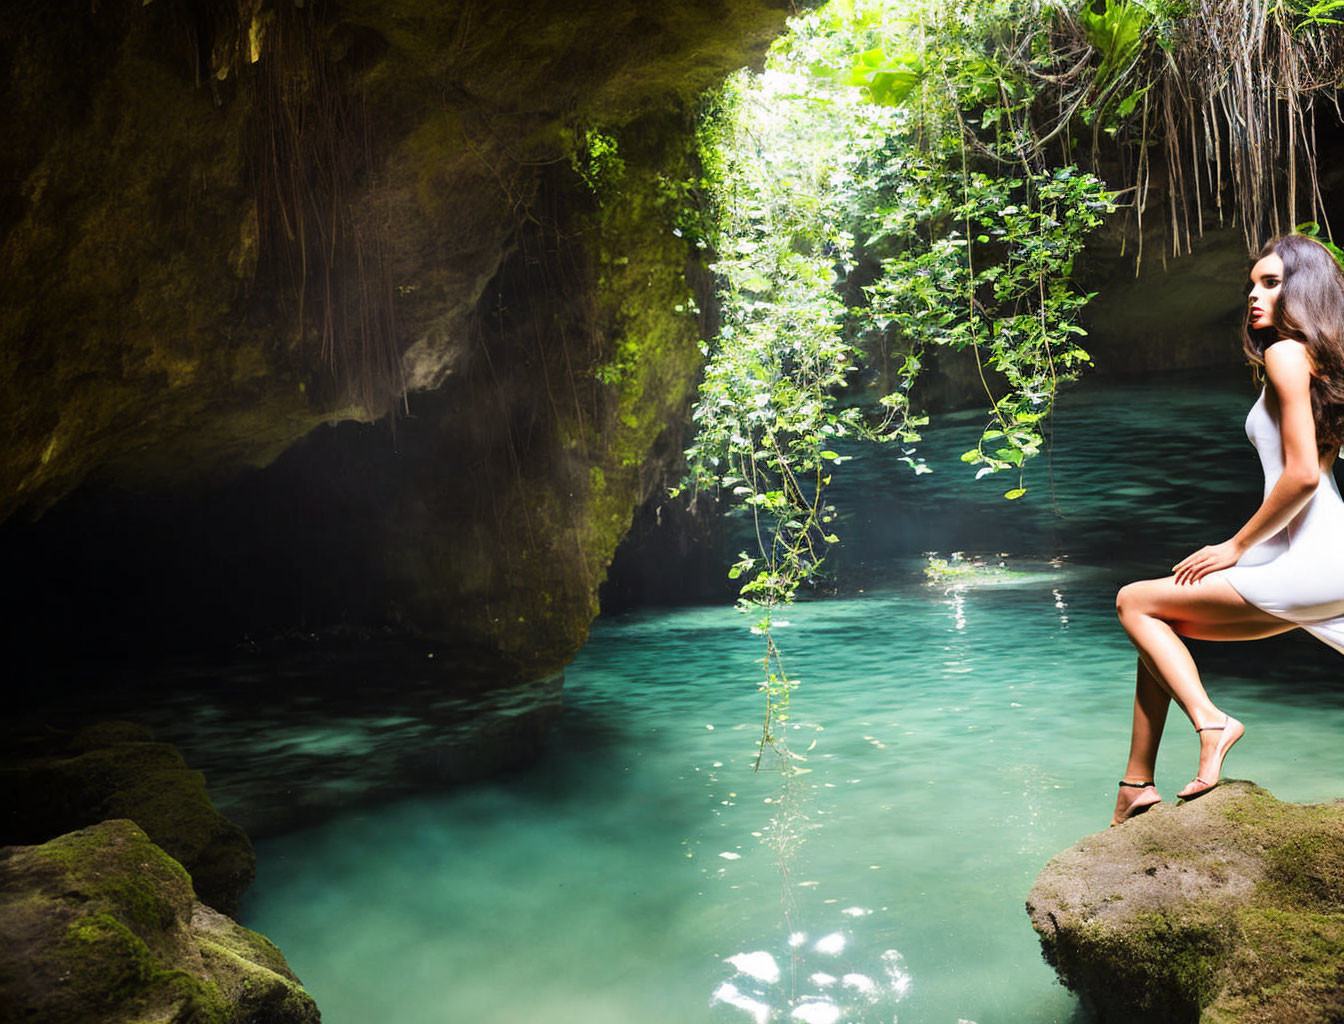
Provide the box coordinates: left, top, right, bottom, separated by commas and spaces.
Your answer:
1171, 540, 1246, 585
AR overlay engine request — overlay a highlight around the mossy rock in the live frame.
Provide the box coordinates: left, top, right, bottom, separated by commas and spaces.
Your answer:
1026, 780, 1344, 1023
0, 819, 318, 1024
0, 721, 255, 914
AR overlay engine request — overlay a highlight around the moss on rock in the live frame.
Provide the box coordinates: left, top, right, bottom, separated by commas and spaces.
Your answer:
0, 721, 255, 915
0, 819, 315, 1024
1027, 780, 1344, 1023
193, 903, 323, 1024
394, 106, 713, 676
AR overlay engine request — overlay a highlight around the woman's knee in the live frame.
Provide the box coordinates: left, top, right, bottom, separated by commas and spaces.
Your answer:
1116, 580, 1151, 621
1116, 582, 1134, 619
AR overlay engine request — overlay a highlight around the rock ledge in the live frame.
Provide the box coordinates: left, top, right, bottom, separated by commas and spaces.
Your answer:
0, 820, 318, 1024
1026, 780, 1344, 1023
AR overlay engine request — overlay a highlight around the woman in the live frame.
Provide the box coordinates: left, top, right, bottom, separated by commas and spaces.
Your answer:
1111, 232, 1344, 827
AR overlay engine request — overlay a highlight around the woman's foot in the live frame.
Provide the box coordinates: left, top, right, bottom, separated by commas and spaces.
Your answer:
1177, 714, 1244, 799
1111, 780, 1162, 826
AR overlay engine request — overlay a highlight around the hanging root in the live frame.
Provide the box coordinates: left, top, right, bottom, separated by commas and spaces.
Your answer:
244, 2, 405, 418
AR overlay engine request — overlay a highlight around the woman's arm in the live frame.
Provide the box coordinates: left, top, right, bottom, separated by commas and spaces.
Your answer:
1172, 339, 1321, 585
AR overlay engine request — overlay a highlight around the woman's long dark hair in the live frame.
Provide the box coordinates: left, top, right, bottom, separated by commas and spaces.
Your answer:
1242, 232, 1344, 455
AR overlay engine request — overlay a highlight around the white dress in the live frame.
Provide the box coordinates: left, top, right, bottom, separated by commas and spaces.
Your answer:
1211, 386, 1344, 654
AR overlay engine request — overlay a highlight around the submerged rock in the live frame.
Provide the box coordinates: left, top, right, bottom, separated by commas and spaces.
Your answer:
1026, 780, 1344, 1023
0, 819, 318, 1024
0, 721, 255, 914
134, 649, 567, 838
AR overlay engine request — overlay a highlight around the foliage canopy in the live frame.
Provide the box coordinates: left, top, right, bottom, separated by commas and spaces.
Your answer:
677, 0, 1344, 763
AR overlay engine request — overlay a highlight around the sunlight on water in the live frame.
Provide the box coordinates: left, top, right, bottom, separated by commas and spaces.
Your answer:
241, 372, 1344, 1023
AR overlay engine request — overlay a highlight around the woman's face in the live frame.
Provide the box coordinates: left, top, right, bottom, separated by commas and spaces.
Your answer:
1248, 251, 1284, 331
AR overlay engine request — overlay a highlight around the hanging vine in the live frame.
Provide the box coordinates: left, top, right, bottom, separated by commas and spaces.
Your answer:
683, 0, 1344, 767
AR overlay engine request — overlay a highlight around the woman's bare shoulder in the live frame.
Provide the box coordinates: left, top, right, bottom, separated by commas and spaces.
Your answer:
1264, 338, 1313, 375
1263, 341, 1315, 413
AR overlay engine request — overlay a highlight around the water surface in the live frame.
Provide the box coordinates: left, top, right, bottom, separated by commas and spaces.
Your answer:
238, 370, 1344, 1023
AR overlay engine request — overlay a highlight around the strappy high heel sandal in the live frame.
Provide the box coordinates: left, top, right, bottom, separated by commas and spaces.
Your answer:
1177, 714, 1244, 800
1112, 780, 1162, 826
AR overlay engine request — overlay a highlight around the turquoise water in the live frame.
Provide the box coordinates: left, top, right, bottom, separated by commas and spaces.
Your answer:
240, 372, 1344, 1023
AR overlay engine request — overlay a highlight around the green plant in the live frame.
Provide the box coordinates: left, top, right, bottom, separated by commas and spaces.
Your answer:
682, 70, 871, 766
1276, 0, 1344, 34
683, 0, 1344, 768
680, 0, 1122, 767
571, 130, 626, 195
1295, 221, 1344, 268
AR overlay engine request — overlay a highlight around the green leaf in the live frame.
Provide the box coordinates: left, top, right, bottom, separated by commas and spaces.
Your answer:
1115, 81, 1153, 120
860, 46, 886, 68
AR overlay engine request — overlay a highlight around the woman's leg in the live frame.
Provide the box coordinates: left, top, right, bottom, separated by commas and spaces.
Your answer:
1115, 575, 1296, 796
1112, 658, 1173, 825
1123, 657, 1172, 782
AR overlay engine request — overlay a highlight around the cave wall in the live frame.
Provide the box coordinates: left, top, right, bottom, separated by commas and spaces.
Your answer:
11, 1, 1344, 672
1, 0, 796, 675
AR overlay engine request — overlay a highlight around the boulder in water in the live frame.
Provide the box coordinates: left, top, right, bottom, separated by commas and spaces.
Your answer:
1026, 780, 1344, 1023
0, 721, 255, 914
0, 819, 318, 1024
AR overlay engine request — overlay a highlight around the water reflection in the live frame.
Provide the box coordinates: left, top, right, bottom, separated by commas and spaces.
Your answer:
1052, 588, 1070, 626
712, 925, 914, 1022
947, 587, 967, 631
712, 982, 772, 1024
